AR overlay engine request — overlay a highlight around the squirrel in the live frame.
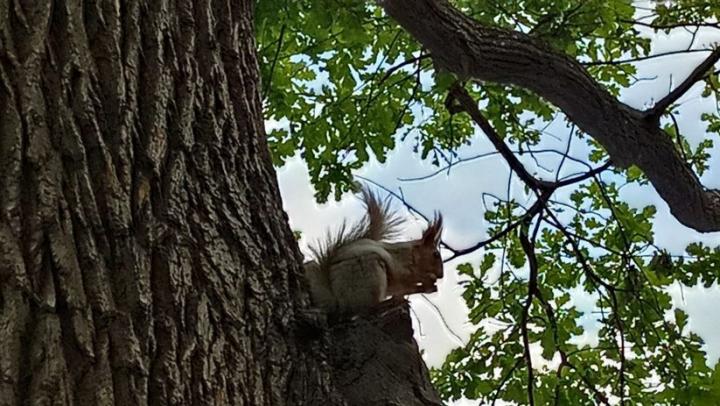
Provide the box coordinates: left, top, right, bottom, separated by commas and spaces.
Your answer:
304, 187, 443, 314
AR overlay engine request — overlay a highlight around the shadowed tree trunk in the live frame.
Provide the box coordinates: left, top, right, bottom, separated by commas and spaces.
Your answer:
326, 300, 443, 406
0, 1, 438, 405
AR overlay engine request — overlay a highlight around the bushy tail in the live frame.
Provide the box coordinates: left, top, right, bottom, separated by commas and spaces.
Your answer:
308, 186, 404, 272
360, 187, 404, 241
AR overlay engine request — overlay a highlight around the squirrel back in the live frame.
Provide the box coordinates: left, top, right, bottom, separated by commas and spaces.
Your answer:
308, 187, 404, 273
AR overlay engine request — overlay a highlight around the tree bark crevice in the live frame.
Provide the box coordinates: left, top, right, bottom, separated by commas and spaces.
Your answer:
1, 1, 441, 404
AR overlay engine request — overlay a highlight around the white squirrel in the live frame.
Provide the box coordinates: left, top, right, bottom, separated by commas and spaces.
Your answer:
304, 187, 443, 314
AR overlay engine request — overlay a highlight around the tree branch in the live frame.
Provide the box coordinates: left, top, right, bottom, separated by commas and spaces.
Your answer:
378, 53, 431, 85
518, 222, 536, 406
380, 0, 720, 232
646, 47, 720, 120
398, 148, 597, 183
443, 198, 541, 262
445, 85, 554, 191
582, 48, 713, 67
620, 19, 720, 30
261, 23, 286, 101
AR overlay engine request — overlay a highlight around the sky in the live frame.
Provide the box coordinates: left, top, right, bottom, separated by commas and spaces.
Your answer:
271, 6, 720, 404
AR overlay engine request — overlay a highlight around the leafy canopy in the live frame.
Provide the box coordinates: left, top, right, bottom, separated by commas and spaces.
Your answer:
257, 0, 720, 404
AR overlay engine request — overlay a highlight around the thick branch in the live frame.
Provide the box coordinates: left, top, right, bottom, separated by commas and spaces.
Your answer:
381, 0, 720, 232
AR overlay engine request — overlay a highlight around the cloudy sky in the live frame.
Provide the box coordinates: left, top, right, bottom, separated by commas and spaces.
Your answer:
271, 5, 720, 403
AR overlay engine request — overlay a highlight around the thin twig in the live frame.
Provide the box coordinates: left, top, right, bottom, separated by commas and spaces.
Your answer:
398, 148, 597, 183
582, 48, 712, 67
620, 19, 720, 30
377, 53, 431, 85
262, 24, 287, 101
645, 48, 720, 120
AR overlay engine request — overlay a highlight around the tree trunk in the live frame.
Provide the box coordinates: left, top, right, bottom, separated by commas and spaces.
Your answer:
0, 1, 439, 405
0, 0, 331, 404
325, 300, 443, 406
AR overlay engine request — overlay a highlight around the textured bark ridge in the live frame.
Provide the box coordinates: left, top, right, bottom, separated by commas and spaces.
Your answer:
381, 0, 720, 233
0, 1, 441, 405
0, 1, 342, 404
326, 299, 443, 406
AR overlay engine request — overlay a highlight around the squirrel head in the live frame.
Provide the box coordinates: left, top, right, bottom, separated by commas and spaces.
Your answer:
381, 213, 444, 296
415, 213, 444, 280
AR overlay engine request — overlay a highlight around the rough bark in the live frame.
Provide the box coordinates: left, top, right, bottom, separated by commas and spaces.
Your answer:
326, 299, 443, 406
381, 0, 720, 233
0, 1, 441, 405
0, 1, 340, 404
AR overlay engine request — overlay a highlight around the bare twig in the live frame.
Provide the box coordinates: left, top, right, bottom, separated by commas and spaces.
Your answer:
582, 48, 713, 67
556, 125, 575, 182
620, 19, 720, 30
419, 295, 467, 346
398, 148, 597, 183
444, 197, 545, 262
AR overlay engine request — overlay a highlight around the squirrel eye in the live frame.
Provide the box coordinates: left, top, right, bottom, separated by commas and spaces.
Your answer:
433, 251, 441, 259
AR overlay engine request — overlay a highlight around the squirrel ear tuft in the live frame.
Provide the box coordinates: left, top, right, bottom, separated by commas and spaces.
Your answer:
422, 213, 443, 245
